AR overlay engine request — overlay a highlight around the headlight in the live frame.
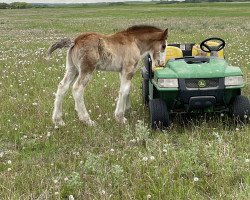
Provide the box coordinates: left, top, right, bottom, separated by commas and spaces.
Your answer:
225, 76, 244, 86
158, 78, 178, 88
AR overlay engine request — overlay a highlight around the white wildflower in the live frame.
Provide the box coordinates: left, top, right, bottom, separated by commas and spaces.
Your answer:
194, 177, 199, 182
149, 156, 155, 161
142, 156, 148, 161
100, 190, 106, 195
129, 138, 136, 143
64, 177, 69, 181
69, 195, 74, 200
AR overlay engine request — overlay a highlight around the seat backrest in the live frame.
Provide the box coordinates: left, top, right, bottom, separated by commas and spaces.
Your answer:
165, 46, 183, 63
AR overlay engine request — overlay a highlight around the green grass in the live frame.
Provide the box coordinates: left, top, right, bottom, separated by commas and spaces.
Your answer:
0, 2, 250, 199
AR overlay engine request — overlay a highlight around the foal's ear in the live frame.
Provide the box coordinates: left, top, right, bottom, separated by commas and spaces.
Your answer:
163, 28, 168, 39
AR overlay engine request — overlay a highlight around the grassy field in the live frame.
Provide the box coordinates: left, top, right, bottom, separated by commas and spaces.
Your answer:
0, 2, 250, 199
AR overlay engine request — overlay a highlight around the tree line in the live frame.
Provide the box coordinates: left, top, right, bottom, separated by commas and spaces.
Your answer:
0, 2, 32, 9
1, 0, 250, 9
183, 0, 249, 2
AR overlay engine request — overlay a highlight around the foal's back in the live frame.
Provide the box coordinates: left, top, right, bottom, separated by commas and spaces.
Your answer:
71, 31, 140, 72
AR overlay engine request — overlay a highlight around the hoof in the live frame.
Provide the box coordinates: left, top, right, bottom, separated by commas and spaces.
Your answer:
79, 117, 96, 126
53, 118, 65, 129
86, 119, 96, 126
115, 116, 127, 124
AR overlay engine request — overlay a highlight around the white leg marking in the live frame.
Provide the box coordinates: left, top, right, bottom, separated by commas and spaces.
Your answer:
125, 93, 131, 113
115, 74, 132, 124
52, 68, 77, 128
72, 73, 95, 126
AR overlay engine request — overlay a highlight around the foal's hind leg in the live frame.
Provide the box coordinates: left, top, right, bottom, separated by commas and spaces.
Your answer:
52, 66, 78, 127
72, 70, 95, 126
125, 93, 131, 113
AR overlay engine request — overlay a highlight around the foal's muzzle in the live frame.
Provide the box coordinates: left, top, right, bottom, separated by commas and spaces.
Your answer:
155, 51, 166, 67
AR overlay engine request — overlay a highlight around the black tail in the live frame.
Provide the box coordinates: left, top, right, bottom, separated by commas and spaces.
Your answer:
47, 38, 74, 57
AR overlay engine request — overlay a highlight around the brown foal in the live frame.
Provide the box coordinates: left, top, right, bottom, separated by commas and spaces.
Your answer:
48, 25, 168, 127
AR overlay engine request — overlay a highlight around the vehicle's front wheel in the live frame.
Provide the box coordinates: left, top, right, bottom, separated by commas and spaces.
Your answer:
149, 99, 171, 130
230, 95, 250, 123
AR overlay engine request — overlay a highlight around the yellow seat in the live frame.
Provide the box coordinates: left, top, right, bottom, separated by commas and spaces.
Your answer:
192, 41, 224, 58
166, 46, 183, 62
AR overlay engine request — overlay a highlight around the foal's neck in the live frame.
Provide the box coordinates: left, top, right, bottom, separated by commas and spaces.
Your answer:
133, 34, 157, 56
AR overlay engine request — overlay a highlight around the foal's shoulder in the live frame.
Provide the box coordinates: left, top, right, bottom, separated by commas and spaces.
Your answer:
108, 32, 133, 45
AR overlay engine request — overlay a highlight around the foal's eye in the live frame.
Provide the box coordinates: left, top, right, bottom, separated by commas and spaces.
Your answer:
162, 44, 166, 49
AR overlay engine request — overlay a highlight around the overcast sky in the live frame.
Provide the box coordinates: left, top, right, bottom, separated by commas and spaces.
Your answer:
3, 0, 152, 4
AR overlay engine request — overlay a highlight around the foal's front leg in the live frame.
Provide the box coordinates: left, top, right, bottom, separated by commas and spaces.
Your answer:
115, 73, 132, 124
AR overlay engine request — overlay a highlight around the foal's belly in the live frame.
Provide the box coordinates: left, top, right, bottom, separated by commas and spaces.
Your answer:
95, 60, 122, 72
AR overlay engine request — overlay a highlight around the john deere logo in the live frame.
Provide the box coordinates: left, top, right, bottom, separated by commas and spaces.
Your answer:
198, 79, 206, 88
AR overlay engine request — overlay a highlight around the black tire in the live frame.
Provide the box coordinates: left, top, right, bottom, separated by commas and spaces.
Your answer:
149, 99, 171, 130
230, 95, 250, 123
142, 79, 149, 105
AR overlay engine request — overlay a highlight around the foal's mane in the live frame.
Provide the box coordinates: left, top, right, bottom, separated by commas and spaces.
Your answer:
122, 25, 163, 34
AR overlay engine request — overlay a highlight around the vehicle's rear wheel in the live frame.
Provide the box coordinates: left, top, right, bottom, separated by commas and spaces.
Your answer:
142, 79, 149, 105
149, 99, 171, 130
230, 95, 250, 123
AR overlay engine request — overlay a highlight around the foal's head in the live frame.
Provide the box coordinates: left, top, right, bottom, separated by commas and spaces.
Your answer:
150, 28, 168, 67
124, 26, 168, 67
126, 26, 168, 67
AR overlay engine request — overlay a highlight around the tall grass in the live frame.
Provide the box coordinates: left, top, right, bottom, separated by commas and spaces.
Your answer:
0, 2, 249, 199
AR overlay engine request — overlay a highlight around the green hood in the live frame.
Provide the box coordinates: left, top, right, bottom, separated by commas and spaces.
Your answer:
155, 57, 243, 79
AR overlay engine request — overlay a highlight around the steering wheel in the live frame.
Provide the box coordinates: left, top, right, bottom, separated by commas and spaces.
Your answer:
200, 37, 225, 53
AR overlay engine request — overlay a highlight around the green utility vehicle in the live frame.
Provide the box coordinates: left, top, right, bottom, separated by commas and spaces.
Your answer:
141, 38, 250, 129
